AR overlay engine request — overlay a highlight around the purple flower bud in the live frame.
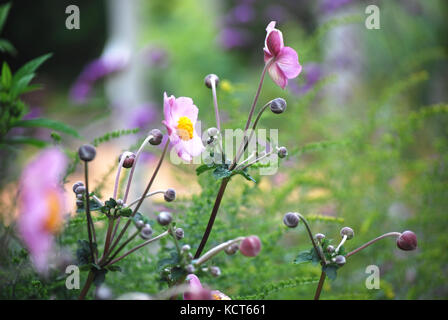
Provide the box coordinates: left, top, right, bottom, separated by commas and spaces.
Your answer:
397, 231, 417, 251
207, 127, 219, 137
283, 212, 299, 228
315, 233, 326, 241
225, 243, 239, 255
185, 264, 196, 274
175, 228, 184, 240
182, 244, 191, 252
240, 235, 261, 257
327, 245, 335, 253
135, 220, 145, 229
270, 98, 287, 114
164, 188, 176, 202
149, 129, 163, 145
76, 193, 83, 200
204, 74, 219, 89
119, 153, 136, 168
335, 255, 346, 266
72, 181, 84, 193
74, 185, 86, 195
157, 211, 172, 226
210, 266, 221, 277
340, 227, 354, 240
116, 199, 123, 207
140, 224, 153, 239
278, 147, 288, 159
78, 144, 96, 162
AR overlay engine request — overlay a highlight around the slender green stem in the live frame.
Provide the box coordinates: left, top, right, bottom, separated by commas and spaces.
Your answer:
194, 178, 230, 259
210, 77, 221, 131
345, 232, 402, 258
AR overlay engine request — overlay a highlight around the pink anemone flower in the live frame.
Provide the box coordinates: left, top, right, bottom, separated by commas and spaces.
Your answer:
17, 148, 68, 274
162, 92, 205, 162
263, 21, 302, 89
183, 274, 230, 300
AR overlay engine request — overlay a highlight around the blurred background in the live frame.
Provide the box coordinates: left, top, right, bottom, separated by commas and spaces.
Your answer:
0, 0, 447, 299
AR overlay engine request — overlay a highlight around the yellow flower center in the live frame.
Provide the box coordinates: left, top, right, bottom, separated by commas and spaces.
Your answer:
176, 116, 194, 141
44, 191, 63, 234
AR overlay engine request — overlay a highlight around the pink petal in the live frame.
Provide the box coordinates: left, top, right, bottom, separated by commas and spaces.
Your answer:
276, 47, 302, 79
267, 63, 288, 89
265, 28, 284, 57
163, 92, 176, 122
266, 21, 276, 33
173, 97, 198, 124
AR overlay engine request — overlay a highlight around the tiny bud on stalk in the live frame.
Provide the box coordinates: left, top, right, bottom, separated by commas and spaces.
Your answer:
119, 153, 136, 168
315, 233, 325, 241
157, 211, 172, 226
270, 98, 287, 114
72, 181, 84, 193
149, 129, 163, 145
78, 144, 96, 162
74, 185, 86, 195
335, 255, 346, 266
175, 228, 184, 240
210, 266, 221, 277
240, 235, 261, 257
278, 146, 288, 159
225, 243, 239, 255
204, 74, 219, 89
164, 188, 176, 202
135, 220, 145, 229
283, 212, 299, 228
397, 231, 417, 251
140, 224, 153, 239
340, 227, 354, 240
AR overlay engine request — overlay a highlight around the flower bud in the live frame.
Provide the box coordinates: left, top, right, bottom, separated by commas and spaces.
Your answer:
76, 193, 83, 200
157, 211, 172, 226
140, 224, 153, 240
78, 144, 96, 162
283, 212, 299, 228
175, 228, 184, 240
116, 199, 124, 207
135, 220, 145, 229
270, 98, 287, 114
204, 74, 219, 89
185, 264, 196, 274
334, 255, 346, 266
206, 136, 218, 146
207, 127, 219, 137
72, 181, 84, 193
95, 285, 113, 300
396, 231, 417, 251
340, 227, 354, 240
210, 266, 221, 277
74, 185, 86, 195
224, 243, 239, 255
76, 200, 84, 207
326, 245, 335, 253
239, 235, 261, 257
182, 244, 191, 252
119, 153, 136, 168
164, 188, 176, 202
278, 146, 288, 159
149, 129, 163, 145
315, 233, 325, 241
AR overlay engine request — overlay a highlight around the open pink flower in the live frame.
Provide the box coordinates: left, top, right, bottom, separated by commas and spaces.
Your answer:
17, 148, 68, 274
183, 274, 230, 300
263, 21, 302, 89
162, 92, 205, 162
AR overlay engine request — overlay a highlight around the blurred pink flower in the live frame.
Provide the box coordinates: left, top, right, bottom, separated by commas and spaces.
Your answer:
240, 235, 261, 257
183, 274, 230, 300
263, 21, 302, 89
18, 148, 68, 274
162, 92, 205, 162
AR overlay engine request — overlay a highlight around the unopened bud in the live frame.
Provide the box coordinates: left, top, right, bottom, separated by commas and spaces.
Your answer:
340, 227, 354, 240
72, 181, 84, 193
140, 224, 153, 239
224, 243, 239, 255
210, 266, 221, 277
185, 264, 195, 274
278, 146, 288, 159
164, 188, 176, 202
149, 129, 163, 145
182, 244, 191, 252
157, 211, 172, 226
396, 231, 417, 251
270, 98, 287, 114
239, 235, 261, 257
315, 233, 325, 241
135, 220, 145, 229
283, 212, 299, 228
119, 153, 136, 168
74, 185, 86, 195
116, 199, 124, 207
76, 193, 83, 200
78, 144, 96, 162
175, 228, 184, 240
204, 74, 219, 89
334, 255, 346, 266
207, 127, 219, 137
326, 245, 335, 253
76, 200, 84, 207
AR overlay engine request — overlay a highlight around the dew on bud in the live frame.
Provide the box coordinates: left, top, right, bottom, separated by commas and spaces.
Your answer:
278, 146, 288, 159
270, 98, 287, 114
396, 231, 417, 251
239, 235, 261, 257
204, 74, 219, 89
283, 212, 299, 228
78, 144, 96, 162
340, 227, 354, 240
119, 153, 136, 168
164, 188, 176, 202
157, 211, 172, 226
149, 129, 163, 145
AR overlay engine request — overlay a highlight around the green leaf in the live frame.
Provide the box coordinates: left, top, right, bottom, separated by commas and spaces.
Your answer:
76, 198, 103, 213
0, 3, 11, 33
323, 264, 339, 280
106, 265, 122, 272
212, 165, 232, 180
119, 207, 132, 217
10, 73, 35, 98
232, 169, 256, 183
11, 118, 81, 138
12, 53, 52, 84
294, 250, 313, 264
0, 38, 16, 55
105, 198, 117, 208
196, 163, 216, 175
2, 136, 48, 148
1, 61, 12, 89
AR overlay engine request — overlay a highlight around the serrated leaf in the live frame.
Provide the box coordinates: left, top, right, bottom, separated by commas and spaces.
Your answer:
11, 118, 81, 138
12, 53, 52, 84
323, 264, 339, 280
